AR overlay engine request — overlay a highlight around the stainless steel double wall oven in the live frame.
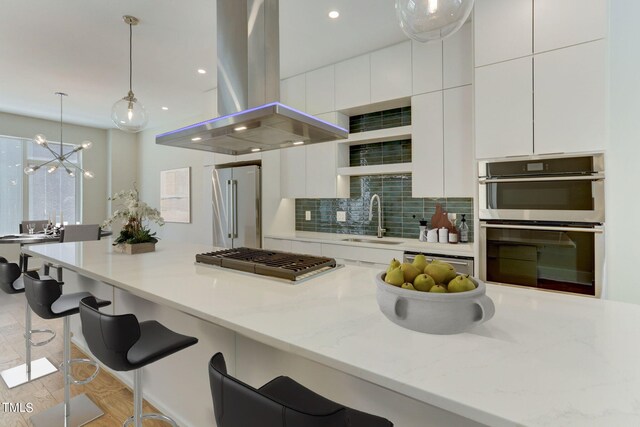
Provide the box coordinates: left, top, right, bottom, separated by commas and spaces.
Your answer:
478, 154, 605, 297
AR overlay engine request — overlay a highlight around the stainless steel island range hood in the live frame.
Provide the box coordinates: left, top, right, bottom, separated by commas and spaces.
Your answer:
156, 0, 348, 155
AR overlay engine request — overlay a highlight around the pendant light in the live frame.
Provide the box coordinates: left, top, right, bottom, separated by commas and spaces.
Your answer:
395, 0, 475, 43
24, 92, 94, 179
111, 15, 148, 132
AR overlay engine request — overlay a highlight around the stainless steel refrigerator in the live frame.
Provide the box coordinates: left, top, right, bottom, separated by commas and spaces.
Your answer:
211, 164, 261, 248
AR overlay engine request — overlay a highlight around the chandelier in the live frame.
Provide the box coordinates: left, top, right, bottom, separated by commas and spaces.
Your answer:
23, 92, 94, 179
111, 15, 148, 132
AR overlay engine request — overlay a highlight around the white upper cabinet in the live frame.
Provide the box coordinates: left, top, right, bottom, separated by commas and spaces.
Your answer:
305, 142, 344, 198
443, 86, 474, 197
474, 0, 532, 66
280, 74, 306, 112
335, 55, 371, 110
306, 65, 335, 115
412, 92, 444, 198
534, 0, 607, 53
443, 21, 473, 89
280, 146, 306, 198
475, 57, 533, 159
534, 40, 606, 154
412, 40, 442, 95
371, 41, 412, 103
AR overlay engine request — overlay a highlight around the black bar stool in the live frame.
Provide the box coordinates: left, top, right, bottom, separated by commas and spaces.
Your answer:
23, 271, 111, 427
208, 352, 394, 427
0, 256, 57, 388
79, 296, 198, 426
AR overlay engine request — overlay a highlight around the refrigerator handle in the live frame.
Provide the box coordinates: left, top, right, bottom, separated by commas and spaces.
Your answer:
232, 180, 238, 238
226, 180, 232, 238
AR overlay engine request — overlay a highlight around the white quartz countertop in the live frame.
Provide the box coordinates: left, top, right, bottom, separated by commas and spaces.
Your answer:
24, 240, 640, 427
264, 231, 475, 257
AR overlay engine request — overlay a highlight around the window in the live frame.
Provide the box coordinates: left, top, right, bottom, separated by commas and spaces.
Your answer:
0, 136, 23, 235
0, 135, 82, 235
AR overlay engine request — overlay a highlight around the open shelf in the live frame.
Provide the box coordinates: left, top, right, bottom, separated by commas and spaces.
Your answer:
337, 163, 412, 176
337, 126, 412, 147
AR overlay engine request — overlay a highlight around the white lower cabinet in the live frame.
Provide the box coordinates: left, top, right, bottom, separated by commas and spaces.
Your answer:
321, 243, 403, 266
263, 238, 292, 252
265, 239, 403, 270
290, 241, 322, 256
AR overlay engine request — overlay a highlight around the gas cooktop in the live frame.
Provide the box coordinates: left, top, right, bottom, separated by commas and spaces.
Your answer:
195, 247, 338, 282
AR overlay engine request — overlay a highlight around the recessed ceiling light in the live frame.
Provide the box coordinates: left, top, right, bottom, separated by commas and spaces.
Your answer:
161, 106, 169, 110
197, 68, 207, 74
328, 10, 340, 19
251, 148, 261, 152
292, 141, 305, 146
191, 137, 202, 142
234, 126, 248, 131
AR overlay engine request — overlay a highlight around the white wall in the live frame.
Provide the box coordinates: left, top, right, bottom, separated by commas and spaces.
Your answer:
606, 0, 640, 303
136, 116, 216, 244
106, 129, 138, 235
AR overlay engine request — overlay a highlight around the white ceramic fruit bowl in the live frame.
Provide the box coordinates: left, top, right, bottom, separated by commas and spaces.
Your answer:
375, 272, 495, 335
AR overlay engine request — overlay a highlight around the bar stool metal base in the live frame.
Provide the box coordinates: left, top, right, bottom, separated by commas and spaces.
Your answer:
0, 300, 58, 389
29, 393, 103, 427
123, 413, 178, 427
0, 357, 58, 389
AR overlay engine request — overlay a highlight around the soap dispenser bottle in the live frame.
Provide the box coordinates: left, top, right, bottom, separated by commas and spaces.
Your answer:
459, 214, 469, 243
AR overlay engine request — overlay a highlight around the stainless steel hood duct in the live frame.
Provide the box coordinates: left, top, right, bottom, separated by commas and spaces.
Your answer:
156, 0, 348, 155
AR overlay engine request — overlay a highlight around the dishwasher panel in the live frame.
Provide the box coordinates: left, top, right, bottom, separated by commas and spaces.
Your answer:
403, 251, 475, 276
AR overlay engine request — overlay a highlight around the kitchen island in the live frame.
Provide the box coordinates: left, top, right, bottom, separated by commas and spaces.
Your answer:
24, 240, 640, 427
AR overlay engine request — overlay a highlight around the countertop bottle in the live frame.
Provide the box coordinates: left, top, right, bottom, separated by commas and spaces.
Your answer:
459, 214, 469, 243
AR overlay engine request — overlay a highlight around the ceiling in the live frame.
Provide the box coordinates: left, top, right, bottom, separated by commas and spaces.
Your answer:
0, 0, 406, 131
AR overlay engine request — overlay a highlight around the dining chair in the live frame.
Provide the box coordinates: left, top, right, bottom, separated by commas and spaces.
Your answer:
60, 224, 101, 242
45, 224, 101, 282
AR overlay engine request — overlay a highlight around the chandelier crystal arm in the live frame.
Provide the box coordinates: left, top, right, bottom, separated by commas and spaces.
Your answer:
26, 91, 95, 179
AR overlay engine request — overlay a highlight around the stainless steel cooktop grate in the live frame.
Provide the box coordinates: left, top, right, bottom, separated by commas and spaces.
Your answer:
195, 247, 337, 281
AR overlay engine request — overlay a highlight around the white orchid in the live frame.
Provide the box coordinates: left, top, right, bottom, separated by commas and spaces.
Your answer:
102, 183, 164, 231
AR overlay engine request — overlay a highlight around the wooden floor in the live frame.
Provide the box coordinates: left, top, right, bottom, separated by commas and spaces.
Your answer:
0, 291, 167, 426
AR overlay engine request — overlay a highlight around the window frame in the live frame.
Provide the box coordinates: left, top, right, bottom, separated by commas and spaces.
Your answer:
0, 134, 83, 226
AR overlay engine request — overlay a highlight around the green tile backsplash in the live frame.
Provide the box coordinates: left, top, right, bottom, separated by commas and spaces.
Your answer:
349, 107, 411, 133
295, 174, 474, 242
349, 140, 412, 166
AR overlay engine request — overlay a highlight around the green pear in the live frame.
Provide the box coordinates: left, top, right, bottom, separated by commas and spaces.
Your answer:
429, 284, 448, 293
448, 275, 476, 293
386, 258, 401, 274
400, 263, 421, 284
401, 283, 416, 290
424, 261, 457, 284
384, 266, 404, 287
411, 254, 428, 273
413, 274, 435, 292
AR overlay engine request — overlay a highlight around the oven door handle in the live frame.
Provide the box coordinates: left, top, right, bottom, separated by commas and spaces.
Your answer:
480, 223, 604, 233
479, 174, 604, 184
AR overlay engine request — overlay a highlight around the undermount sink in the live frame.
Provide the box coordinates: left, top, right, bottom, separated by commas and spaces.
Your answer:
341, 238, 402, 245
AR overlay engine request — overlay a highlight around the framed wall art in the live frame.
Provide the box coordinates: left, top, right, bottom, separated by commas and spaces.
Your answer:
160, 167, 191, 223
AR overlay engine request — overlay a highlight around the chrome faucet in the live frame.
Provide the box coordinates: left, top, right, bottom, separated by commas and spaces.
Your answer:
368, 194, 386, 238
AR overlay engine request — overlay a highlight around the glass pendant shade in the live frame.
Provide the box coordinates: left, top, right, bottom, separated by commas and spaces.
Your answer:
395, 0, 475, 43
111, 93, 148, 133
